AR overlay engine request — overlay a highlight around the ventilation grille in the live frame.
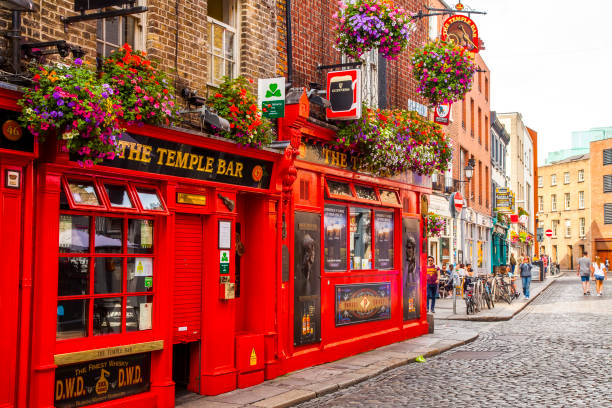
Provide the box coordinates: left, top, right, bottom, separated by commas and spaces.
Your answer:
604, 149, 612, 165
605, 203, 612, 224
604, 175, 612, 193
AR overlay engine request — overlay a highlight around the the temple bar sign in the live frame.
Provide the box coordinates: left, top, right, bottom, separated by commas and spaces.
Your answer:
326, 69, 361, 120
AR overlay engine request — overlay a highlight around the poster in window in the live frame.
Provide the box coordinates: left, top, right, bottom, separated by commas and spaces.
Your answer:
294, 211, 321, 346
59, 215, 73, 250
140, 220, 153, 249
375, 211, 394, 269
324, 205, 347, 271
402, 217, 421, 321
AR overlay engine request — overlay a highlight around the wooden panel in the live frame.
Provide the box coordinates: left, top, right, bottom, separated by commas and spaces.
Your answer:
174, 214, 203, 343
54, 340, 164, 365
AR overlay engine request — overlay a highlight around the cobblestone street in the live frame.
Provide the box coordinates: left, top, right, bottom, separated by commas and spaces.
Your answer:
296, 276, 612, 407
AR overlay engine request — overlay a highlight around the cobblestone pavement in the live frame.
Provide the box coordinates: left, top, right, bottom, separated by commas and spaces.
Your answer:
296, 276, 612, 407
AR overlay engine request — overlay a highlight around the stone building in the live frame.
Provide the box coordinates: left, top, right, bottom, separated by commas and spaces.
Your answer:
537, 154, 590, 269
589, 138, 612, 263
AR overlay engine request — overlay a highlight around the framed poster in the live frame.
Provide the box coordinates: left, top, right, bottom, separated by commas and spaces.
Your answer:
218, 220, 231, 249
324, 205, 347, 271
375, 211, 394, 270
335, 282, 391, 326
402, 217, 421, 321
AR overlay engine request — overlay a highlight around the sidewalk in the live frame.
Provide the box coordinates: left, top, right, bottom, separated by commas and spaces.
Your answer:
175, 321, 478, 408
433, 272, 564, 322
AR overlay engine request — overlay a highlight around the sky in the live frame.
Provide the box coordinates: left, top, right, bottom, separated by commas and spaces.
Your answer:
455, 0, 612, 164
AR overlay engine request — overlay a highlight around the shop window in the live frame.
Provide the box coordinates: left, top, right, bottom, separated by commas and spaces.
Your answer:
374, 211, 394, 269
207, 0, 238, 86
380, 189, 400, 206
350, 207, 372, 269
325, 179, 353, 199
67, 180, 102, 207
324, 205, 348, 271
354, 184, 377, 201
104, 183, 134, 208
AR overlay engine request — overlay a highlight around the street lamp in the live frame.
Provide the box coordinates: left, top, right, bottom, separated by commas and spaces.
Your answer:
458, 158, 475, 183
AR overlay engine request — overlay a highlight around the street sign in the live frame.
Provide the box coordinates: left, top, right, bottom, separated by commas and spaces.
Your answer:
258, 77, 285, 119
453, 192, 463, 213
545, 229, 553, 237
434, 103, 451, 125
326, 69, 362, 120
441, 15, 480, 53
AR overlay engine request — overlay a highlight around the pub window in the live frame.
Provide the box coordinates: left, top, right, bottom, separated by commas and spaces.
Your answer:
207, 0, 238, 87
380, 189, 400, 206
354, 184, 377, 201
96, 1, 145, 59
350, 207, 372, 269
374, 211, 394, 269
325, 179, 353, 199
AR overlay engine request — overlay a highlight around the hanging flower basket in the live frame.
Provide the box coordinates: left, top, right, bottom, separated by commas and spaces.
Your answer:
510, 231, 520, 244
18, 59, 124, 167
411, 39, 477, 106
525, 234, 534, 244
208, 76, 273, 148
425, 212, 446, 238
333, 0, 416, 60
101, 44, 178, 126
336, 106, 452, 176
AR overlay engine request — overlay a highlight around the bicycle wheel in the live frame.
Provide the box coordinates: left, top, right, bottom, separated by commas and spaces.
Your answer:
483, 290, 492, 309
501, 285, 512, 304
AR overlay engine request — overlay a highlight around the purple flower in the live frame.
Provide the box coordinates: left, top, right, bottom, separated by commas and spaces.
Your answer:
74, 58, 83, 66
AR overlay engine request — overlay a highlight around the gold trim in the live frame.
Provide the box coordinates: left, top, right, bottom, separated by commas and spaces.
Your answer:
54, 340, 164, 366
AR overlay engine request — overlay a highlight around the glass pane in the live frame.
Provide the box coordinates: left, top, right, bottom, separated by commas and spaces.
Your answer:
136, 188, 164, 211
327, 180, 353, 197
125, 16, 136, 46
60, 189, 70, 210
59, 215, 90, 253
375, 211, 394, 269
105, 17, 120, 46
58, 257, 89, 296
225, 31, 234, 59
380, 189, 400, 205
354, 185, 377, 201
126, 295, 153, 332
127, 258, 153, 292
212, 24, 224, 53
95, 217, 123, 253
93, 297, 123, 335
96, 19, 103, 39
226, 60, 234, 80
213, 55, 224, 84
105, 184, 133, 208
128, 219, 154, 253
94, 257, 123, 294
68, 180, 100, 206
349, 207, 372, 270
324, 205, 347, 271
57, 299, 88, 340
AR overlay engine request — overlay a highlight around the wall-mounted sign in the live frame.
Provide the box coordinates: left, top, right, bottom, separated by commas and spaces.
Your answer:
452, 191, 464, 216
335, 282, 391, 326
441, 15, 480, 53
258, 77, 285, 119
177, 192, 207, 206
519, 214, 528, 225
326, 69, 361, 120
95, 133, 274, 190
434, 103, 451, 125
495, 187, 513, 213
218, 220, 231, 249
5, 169, 20, 189
220, 250, 230, 274
545, 229, 553, 238
0, 110, 34, 153
54, 353, 150, 408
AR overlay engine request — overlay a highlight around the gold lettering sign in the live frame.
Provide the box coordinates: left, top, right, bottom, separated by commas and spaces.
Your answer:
177, 192, 207, 206
54, 340, 164, 366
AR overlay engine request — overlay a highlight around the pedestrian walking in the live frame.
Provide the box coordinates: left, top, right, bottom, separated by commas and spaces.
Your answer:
426, 256, 440, 313
510, 253, 517, 274
577, 251, 594, 296
592, 256, 607, 296
519, 256, 533, 299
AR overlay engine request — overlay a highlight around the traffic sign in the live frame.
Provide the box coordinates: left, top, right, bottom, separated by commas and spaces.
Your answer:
545, 229, 553, 237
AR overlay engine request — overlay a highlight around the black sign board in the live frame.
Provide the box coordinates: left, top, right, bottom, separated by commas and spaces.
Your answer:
375, 211, 394, 269
402, 217, 421, 321
294, 211, 321, 346
0, 110, 35, 153
54, 352, 151, 408
323, 205, 347, 271
74, 0, 133, 11
92, 133, 273, 189
335, 282, 391, 326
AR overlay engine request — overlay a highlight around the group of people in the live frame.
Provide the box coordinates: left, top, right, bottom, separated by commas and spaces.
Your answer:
577, 252, 608, 296
425, 257, 476, 313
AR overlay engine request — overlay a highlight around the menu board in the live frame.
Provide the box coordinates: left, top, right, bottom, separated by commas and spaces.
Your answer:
375, 211, 394, 270
324, 205, 347, 271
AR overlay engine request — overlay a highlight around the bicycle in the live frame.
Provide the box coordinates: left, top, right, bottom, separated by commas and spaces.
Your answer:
492, 274, 513, 304
464, 281, 476, 315
481, 275, 494, 309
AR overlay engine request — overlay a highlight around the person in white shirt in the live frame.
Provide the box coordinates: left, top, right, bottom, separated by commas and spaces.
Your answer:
592, 256, 607, 296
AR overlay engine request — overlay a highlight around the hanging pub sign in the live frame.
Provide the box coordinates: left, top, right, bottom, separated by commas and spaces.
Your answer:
54, 353, 151, 408
258, 77, 285, 119
495, 187, 513, 213
434, 103, 451, 125
88, 133, 274, 189
326, 69, 361, 120
441, 15, 480, 53
0, 109, 35, 153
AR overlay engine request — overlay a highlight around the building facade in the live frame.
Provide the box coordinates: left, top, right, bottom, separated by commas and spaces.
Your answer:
490, 112, 510, 272
537, 154, 590, 269
590, 138, 612, 263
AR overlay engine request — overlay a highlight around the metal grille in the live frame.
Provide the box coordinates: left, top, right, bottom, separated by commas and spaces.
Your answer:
605, 204, 612, 224
604, 175, 612, 193
604, 149, 612, 165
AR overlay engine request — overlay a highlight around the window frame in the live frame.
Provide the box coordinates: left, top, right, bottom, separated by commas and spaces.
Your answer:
96, 1, 145, 59
538, 176, 543, 188
564, 172, 570, 184
551, 174, 557, 186
578, 170, 584, 182
206, 6, 238, 87
538, 196, 544, 212
579, 217, 585, 237
565, 193, 571, 210
551, 194, 557, 211
579, 191, 585, 209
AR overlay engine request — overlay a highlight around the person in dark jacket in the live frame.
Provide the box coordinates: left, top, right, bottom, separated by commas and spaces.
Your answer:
519, 256, 533, 299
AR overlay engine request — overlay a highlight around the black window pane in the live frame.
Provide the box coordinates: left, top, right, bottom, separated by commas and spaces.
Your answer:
95, 217, 123, 253
354, 185, 377, 201
105, 184, 133, 208
58, 257, 90, 296
94, 257, 123, 294
128, 219, 154, 254
93, 297, 122, 335
57, 299, 88, 340
126, 295, 153, 332
59, 215, 90, 253
136, 188, 164, 211
127, 258, 153, 293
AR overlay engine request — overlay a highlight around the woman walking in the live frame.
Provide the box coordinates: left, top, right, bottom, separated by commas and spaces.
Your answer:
519, 257, 533, 299
593, 256, 607, 296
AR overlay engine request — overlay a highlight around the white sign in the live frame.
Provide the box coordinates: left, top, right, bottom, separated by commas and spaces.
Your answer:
218, 220, 231, 249
134, 258, 153, 277
258, 77, 285, 119
139, 302, 152, 330
407, 99, 428, 117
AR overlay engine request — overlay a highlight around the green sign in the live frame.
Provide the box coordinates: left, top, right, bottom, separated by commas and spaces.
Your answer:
220, 250, 230, 274
258, 78, 285, 119
144, 277, 153, 288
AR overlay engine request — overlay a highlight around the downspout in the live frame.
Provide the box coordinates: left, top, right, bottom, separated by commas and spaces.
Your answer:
8, 11, 22, 74
286, 0, 293, 84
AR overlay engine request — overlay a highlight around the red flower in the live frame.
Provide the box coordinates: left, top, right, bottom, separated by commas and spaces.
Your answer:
163, 89, 169, 94
123, 43, 132, 53
250, 104, 257, 112
229, 105, 240, 113
215, 93, 223, 98
32, 74, 40, 81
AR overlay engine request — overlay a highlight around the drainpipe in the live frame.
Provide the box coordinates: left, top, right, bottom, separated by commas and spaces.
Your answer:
7, 11, 22, 74
286, 0, 293, 84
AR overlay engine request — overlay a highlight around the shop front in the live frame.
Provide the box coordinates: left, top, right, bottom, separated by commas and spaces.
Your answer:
428, 194, 453, 266
459, 209, 492, 275
491, 222, 509, 274
276, 100, 430, 375
26, 120, 295, 406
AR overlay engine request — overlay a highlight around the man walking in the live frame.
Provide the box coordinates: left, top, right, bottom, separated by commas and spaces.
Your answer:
519, 256, 533, 299
577, 251, 594, 296
426, 256, 440, 313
